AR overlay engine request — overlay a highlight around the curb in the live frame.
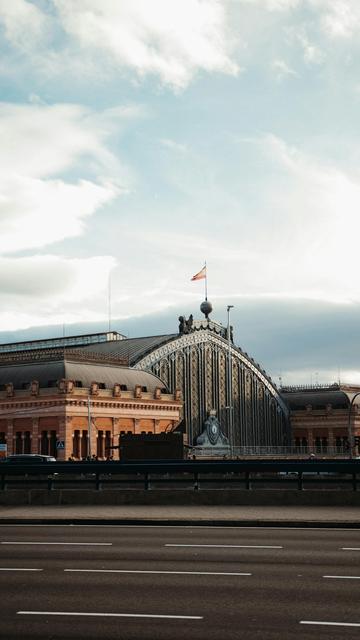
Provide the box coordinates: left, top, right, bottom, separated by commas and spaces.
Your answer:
1, 518, 360, 528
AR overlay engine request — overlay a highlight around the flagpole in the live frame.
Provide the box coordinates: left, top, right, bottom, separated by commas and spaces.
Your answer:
205, 261, 207, 300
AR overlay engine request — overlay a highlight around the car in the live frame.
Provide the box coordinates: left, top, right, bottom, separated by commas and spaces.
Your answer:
2, 454, 56, 463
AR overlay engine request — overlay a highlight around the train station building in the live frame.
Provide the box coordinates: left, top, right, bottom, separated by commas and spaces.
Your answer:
0, 301, 290, 457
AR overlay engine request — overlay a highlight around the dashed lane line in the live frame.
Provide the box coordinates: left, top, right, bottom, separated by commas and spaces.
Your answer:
64, 569, 252, 576
17, 611, 203, 620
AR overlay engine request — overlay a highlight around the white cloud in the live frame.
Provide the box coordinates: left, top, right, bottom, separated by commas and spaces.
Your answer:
271, 58, 298, 80
0, 255, 116, 331
0, 102, 124, 253
0, 0, 48, 50
160, 138, 188, 153
0, 101, 134, 329
0, 0, 238, 90
55, 0, 238, 89
310, 0, 360, 38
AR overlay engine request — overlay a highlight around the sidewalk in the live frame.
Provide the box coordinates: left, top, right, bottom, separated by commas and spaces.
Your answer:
1, 504, 360, 527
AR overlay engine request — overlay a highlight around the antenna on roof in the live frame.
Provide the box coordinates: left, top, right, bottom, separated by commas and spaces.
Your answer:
108, 272, 112, 332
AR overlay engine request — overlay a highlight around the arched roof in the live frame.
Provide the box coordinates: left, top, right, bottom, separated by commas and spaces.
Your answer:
0, 358, 167, 392
79, 334, 177, 364
281, 390, 351, 410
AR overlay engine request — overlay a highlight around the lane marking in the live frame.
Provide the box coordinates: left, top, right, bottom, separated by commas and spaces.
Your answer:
165, 544, 282, 549
0, 568, 42, 571
300, 621, 360, 628
64, 569, 251, 576
324, 575, 360, 580
1, 542, 112, 546
342, 547, 360, 551
17, 611, 203, 620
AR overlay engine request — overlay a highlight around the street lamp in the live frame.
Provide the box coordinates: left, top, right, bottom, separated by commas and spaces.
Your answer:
227, 305, 234, 456
347, 392, 360, 459
87, 396, 92, 458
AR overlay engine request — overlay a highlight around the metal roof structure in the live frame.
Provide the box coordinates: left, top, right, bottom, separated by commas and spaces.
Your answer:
78, 334, 178, 364
0, 358, 166, 392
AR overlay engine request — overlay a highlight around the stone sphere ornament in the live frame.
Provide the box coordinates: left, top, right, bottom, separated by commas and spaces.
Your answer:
200, 299, 213, 319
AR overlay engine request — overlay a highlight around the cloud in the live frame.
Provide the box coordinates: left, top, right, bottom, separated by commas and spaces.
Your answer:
54, 0, 238, 89
312, 0, 360, 39
0, 102, 124, 253
0, 255, 116, 331
0, 0, 48, 50
0, 0, 238, 90
160, 138, 188, 153
271, 58, 298, 80
0, 100, 135, 329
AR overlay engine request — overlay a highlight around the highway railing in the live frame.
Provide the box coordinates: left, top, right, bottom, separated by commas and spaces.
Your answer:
0, 459, 359, 491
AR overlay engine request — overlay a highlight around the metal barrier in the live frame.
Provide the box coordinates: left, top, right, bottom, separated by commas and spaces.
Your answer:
0, 459, 359, 491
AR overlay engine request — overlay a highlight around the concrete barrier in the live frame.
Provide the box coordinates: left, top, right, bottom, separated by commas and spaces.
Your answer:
1, 489, 360, 506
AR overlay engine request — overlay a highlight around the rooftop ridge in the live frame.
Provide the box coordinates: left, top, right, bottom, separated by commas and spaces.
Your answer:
0, 347, 128, 367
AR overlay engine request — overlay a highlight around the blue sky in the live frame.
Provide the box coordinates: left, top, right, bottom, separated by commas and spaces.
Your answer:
1, 0, 360, 385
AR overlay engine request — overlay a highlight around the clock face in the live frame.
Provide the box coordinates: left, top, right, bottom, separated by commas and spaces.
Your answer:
208, 418, 219, 445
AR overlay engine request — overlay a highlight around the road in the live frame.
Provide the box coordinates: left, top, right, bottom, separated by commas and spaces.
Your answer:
0, 524, 359, 639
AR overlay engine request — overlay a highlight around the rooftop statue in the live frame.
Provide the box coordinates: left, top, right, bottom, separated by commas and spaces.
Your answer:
178, 314, 194, 335
196, 410, 229, 447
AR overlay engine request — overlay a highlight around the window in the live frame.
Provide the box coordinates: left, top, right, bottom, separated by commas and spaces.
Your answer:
141, 386, 147, 392
74, 380, 83, 388
47, 380, 58, 388
98, 382, 106, 389
21, 382, 30, 390
120, 384, 127, 391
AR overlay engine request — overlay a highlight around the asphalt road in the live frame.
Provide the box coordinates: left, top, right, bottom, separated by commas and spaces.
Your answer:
0, 525, 359, 639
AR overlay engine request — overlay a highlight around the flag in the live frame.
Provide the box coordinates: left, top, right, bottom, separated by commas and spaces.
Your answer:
191, 265, 206, 281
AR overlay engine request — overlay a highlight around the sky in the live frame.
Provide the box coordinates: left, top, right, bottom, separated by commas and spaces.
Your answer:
1, 0, 360, 386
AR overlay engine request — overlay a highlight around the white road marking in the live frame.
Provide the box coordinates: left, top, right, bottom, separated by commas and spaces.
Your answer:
1, 542, 112, 546
300, 621, 360, 628
324, 575, 360, 580
17, 611, 203, 620
0, 568, 42, 571
342, 547, 360, 551
165, 544, 282, 549
64, 569, 251, 576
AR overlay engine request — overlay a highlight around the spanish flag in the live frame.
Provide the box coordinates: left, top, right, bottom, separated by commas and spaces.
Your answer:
191, 265, 206, 281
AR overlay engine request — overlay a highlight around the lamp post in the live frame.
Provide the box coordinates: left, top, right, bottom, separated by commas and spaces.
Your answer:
87, 396, 92, 458
347, 392, 360, 459
227, 305, 234, 456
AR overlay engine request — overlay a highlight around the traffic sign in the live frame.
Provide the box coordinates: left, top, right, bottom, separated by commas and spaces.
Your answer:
56, 440, 65, 449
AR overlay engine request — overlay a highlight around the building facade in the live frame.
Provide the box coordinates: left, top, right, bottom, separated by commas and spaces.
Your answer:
0, 310, 290, 456
0, 349, 181, 460
76, 316, 290, 449
282, 384, 360, 456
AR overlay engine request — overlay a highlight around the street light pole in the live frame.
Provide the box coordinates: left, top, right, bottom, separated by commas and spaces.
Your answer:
87, 396, 92, 458
347, 392, 360, 459
227, 305, 234, 456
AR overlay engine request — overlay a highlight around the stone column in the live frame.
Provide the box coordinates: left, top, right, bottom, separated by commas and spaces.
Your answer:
307, 428, 314, 451
7, 419, 13, 455
32, 418, 39, 454
79, 432, 83, 459
90, 418, 97, 458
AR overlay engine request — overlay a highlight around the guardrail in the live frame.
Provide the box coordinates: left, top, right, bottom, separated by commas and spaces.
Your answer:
0, 459, 359, 491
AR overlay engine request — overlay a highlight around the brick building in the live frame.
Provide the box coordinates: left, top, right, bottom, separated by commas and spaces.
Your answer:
281, 384, 360, 456
0, 346, 181, 460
